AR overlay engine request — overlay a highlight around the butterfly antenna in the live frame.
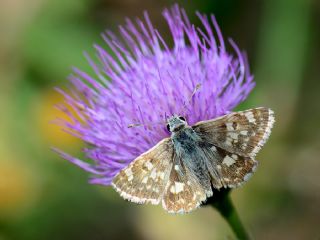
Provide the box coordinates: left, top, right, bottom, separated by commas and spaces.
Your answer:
127, 123, 144, 128
127, 120, 167, 129
180, 83, 202, 117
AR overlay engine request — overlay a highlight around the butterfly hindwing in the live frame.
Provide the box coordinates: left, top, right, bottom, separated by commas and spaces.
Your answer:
203, 145, 258, 188
162, 157, 207, 214
193, 107, 275, 158
112, 138, 174, 205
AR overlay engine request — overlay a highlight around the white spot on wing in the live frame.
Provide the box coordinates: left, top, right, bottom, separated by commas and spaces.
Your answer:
231, 154, 238, 160
175, 182, 184, 193
222, 155, 236, 166
170, 182, 185, 194
226, 122, 234, 131
142, 176, 148, 184
124, 168, 133, 181
245, 111, 256, 123
150, 169, 157, 179
145, 161, 153, 170
229, 132, 238, 140
240, 130, 248, 135
158, 172, 165, 180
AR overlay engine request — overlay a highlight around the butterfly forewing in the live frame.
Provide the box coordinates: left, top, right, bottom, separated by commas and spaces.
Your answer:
112, 138, 174, 205
193, 107, 275, 158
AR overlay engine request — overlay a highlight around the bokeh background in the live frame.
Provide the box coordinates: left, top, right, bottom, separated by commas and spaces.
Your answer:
0, 0, 319, 239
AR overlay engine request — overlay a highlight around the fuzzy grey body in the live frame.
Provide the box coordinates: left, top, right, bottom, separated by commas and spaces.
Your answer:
170, 122, 214, 196
112, 107, 275, 213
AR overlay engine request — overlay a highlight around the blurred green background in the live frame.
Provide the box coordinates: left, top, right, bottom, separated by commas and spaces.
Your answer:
0, 0, 319, 239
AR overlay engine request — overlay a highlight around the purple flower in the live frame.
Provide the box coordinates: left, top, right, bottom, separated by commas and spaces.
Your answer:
55, 5, 255, 186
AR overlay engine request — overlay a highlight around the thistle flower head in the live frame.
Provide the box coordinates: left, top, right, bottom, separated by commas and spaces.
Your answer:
55, 5, 255, 185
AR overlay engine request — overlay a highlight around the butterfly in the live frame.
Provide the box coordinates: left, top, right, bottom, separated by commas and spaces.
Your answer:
112, 107, 275, 214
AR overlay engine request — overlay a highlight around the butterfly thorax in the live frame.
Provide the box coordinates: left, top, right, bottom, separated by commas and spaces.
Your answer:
167, 115, 202, 150
168, 116, 205, 162
171, 128, 200, 153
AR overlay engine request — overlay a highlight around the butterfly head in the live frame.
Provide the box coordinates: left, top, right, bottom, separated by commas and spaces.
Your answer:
166, 115, 188, 133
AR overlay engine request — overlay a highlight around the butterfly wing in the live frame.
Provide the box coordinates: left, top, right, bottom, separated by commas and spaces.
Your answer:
112, 138, 174, 205
202, 145, 258, 188
162, 156, 207, 214
193, 107, 275, 158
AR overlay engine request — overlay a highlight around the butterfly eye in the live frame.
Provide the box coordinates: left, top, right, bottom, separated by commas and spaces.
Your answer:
166, 124, 171, 132
179, 116, 186, 121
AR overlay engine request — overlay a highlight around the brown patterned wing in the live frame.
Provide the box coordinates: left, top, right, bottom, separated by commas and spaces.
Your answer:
203, 145, 258, 188
112, 138, 174, 205
162, 158, 207, 214
193, 107, 275, 158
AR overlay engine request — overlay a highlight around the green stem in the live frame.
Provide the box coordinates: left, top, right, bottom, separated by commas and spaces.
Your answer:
208, 189, 250, 240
